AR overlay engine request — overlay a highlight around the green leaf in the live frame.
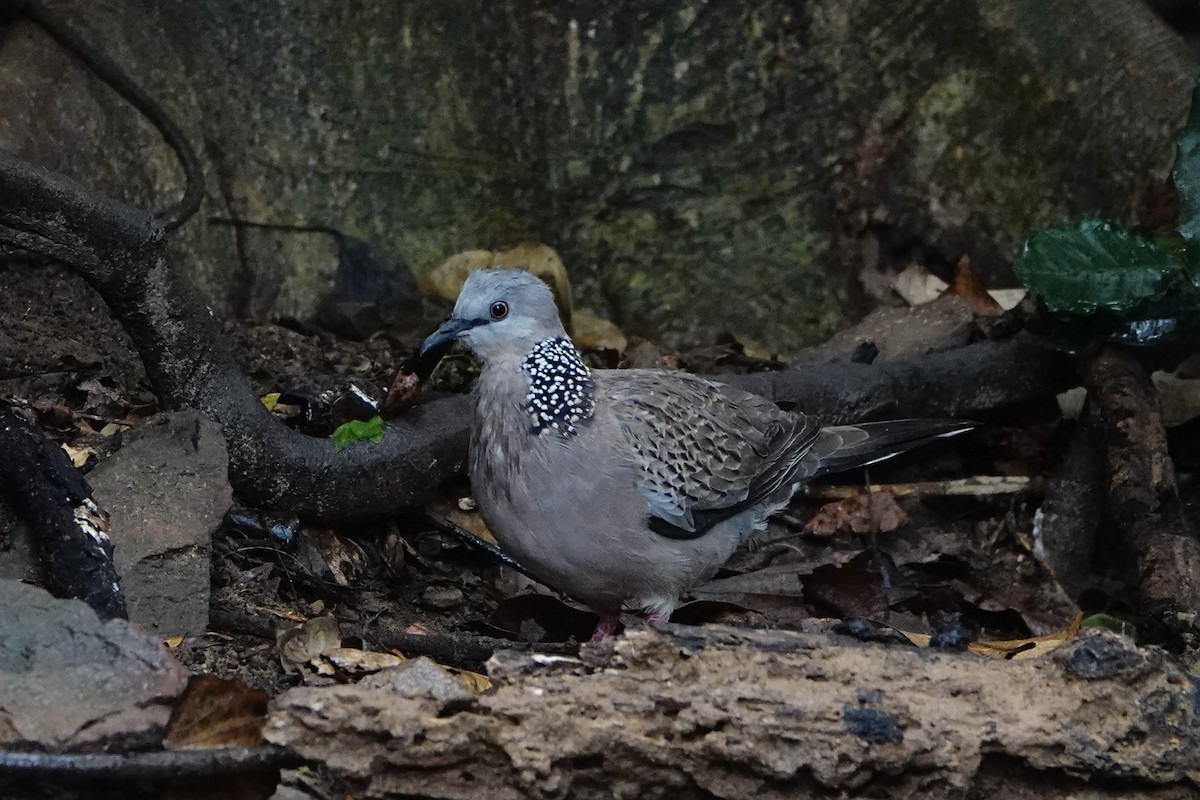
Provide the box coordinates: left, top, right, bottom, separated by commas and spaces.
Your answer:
1080, 613, 1137, 640
1014, 219, 1189, 315
1174, 79, 1200, 241
331, 416, 385, 450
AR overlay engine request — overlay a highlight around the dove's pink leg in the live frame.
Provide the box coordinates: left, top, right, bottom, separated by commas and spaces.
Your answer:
647, 613, 670, 625
589, 614, 621, 642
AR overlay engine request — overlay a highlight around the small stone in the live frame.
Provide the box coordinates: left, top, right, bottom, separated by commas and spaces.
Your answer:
88, 411, 232, 636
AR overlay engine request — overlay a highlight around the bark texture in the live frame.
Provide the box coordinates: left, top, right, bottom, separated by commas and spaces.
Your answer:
267, 625, 1200, 799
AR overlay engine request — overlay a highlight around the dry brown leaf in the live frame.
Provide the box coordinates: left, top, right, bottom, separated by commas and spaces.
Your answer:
321, 647, 407, 675
806, 490, 907, 536
60, 442, 94, 468
900, 614, 1082, 660
163, 635, 185, 649
256, 605, 306, 622
300, 529, 366, 586
968, 615, 1083, 660
166, 674, 268, 749
448, 668, 493, 694
939, 255, 1004, 316
381, 369, 422, 418
277, 615, 342, 674
427, 496, 497, 545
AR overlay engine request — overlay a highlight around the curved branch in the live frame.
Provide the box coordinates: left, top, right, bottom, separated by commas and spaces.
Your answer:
0, 149, 470, 524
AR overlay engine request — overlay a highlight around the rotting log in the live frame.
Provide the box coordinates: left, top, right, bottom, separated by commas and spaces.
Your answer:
267, 625, 1200, 800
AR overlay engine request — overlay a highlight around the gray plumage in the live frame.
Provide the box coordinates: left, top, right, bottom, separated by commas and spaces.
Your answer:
421, 268, 972, 636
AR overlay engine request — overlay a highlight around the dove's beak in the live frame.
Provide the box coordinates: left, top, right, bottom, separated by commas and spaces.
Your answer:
419, 316, 484, 360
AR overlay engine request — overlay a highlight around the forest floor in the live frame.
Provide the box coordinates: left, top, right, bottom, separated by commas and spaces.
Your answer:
4, 260, 1200, 799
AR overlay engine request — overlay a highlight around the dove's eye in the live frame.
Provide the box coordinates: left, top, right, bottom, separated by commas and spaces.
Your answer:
489, 301, 509, 320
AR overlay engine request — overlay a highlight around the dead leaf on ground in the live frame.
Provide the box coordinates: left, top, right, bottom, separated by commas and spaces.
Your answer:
893, 263, 949, 306
939, 255, 1004, 316
802, 561, 893, 620
277, 615, 343, 675
481, 593, 598, 643
901, 614, 1082, 660
60, 442, 94, 468
292, 528, 368, 586
691, 563, 813, 627
669, 600, 762, 627
381, 368, 422, 418
166, 674, 268, 749
426, 496, 497, 546
447, 668, 492, 693
320, 647, 406, 675
806, 490, 907, 536
256, 605, 306, 622
572, 308, 628, 354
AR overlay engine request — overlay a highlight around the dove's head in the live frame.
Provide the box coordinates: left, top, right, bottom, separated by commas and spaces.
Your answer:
420, 268, 569, 364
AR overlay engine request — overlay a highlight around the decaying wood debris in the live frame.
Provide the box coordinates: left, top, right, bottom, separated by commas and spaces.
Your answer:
268, 625, 1200, 800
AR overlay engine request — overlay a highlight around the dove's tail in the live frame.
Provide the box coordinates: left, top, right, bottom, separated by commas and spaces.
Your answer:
810, 419, 976, 477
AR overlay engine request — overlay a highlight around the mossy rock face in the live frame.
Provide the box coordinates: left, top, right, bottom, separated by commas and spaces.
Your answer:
0, 0, 1193, 351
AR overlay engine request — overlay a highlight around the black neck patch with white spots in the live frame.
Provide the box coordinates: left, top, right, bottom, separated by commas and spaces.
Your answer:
522, 337, 596, 437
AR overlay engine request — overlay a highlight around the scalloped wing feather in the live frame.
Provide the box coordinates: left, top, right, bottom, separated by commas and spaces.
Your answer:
599, 370, 820, 534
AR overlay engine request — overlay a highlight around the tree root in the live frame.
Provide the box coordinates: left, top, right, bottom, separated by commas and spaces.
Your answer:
0, 405, 125, 619
723, 331, 1074, 420
0, 149, 471, 524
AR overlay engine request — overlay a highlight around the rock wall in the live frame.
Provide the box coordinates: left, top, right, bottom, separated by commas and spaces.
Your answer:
0, 0, 1194, 351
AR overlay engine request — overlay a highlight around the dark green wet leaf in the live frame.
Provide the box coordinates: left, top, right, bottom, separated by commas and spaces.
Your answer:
1014, 220, 1191, 316
331, 415, 385, 450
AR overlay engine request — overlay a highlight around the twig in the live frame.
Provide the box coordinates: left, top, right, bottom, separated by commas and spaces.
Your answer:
371, 623, 580, 667
803, 475, 1034, 500
0, 747, 300, 779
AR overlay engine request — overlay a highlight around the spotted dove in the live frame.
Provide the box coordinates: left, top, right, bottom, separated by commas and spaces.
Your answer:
421, 268, 972, 641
